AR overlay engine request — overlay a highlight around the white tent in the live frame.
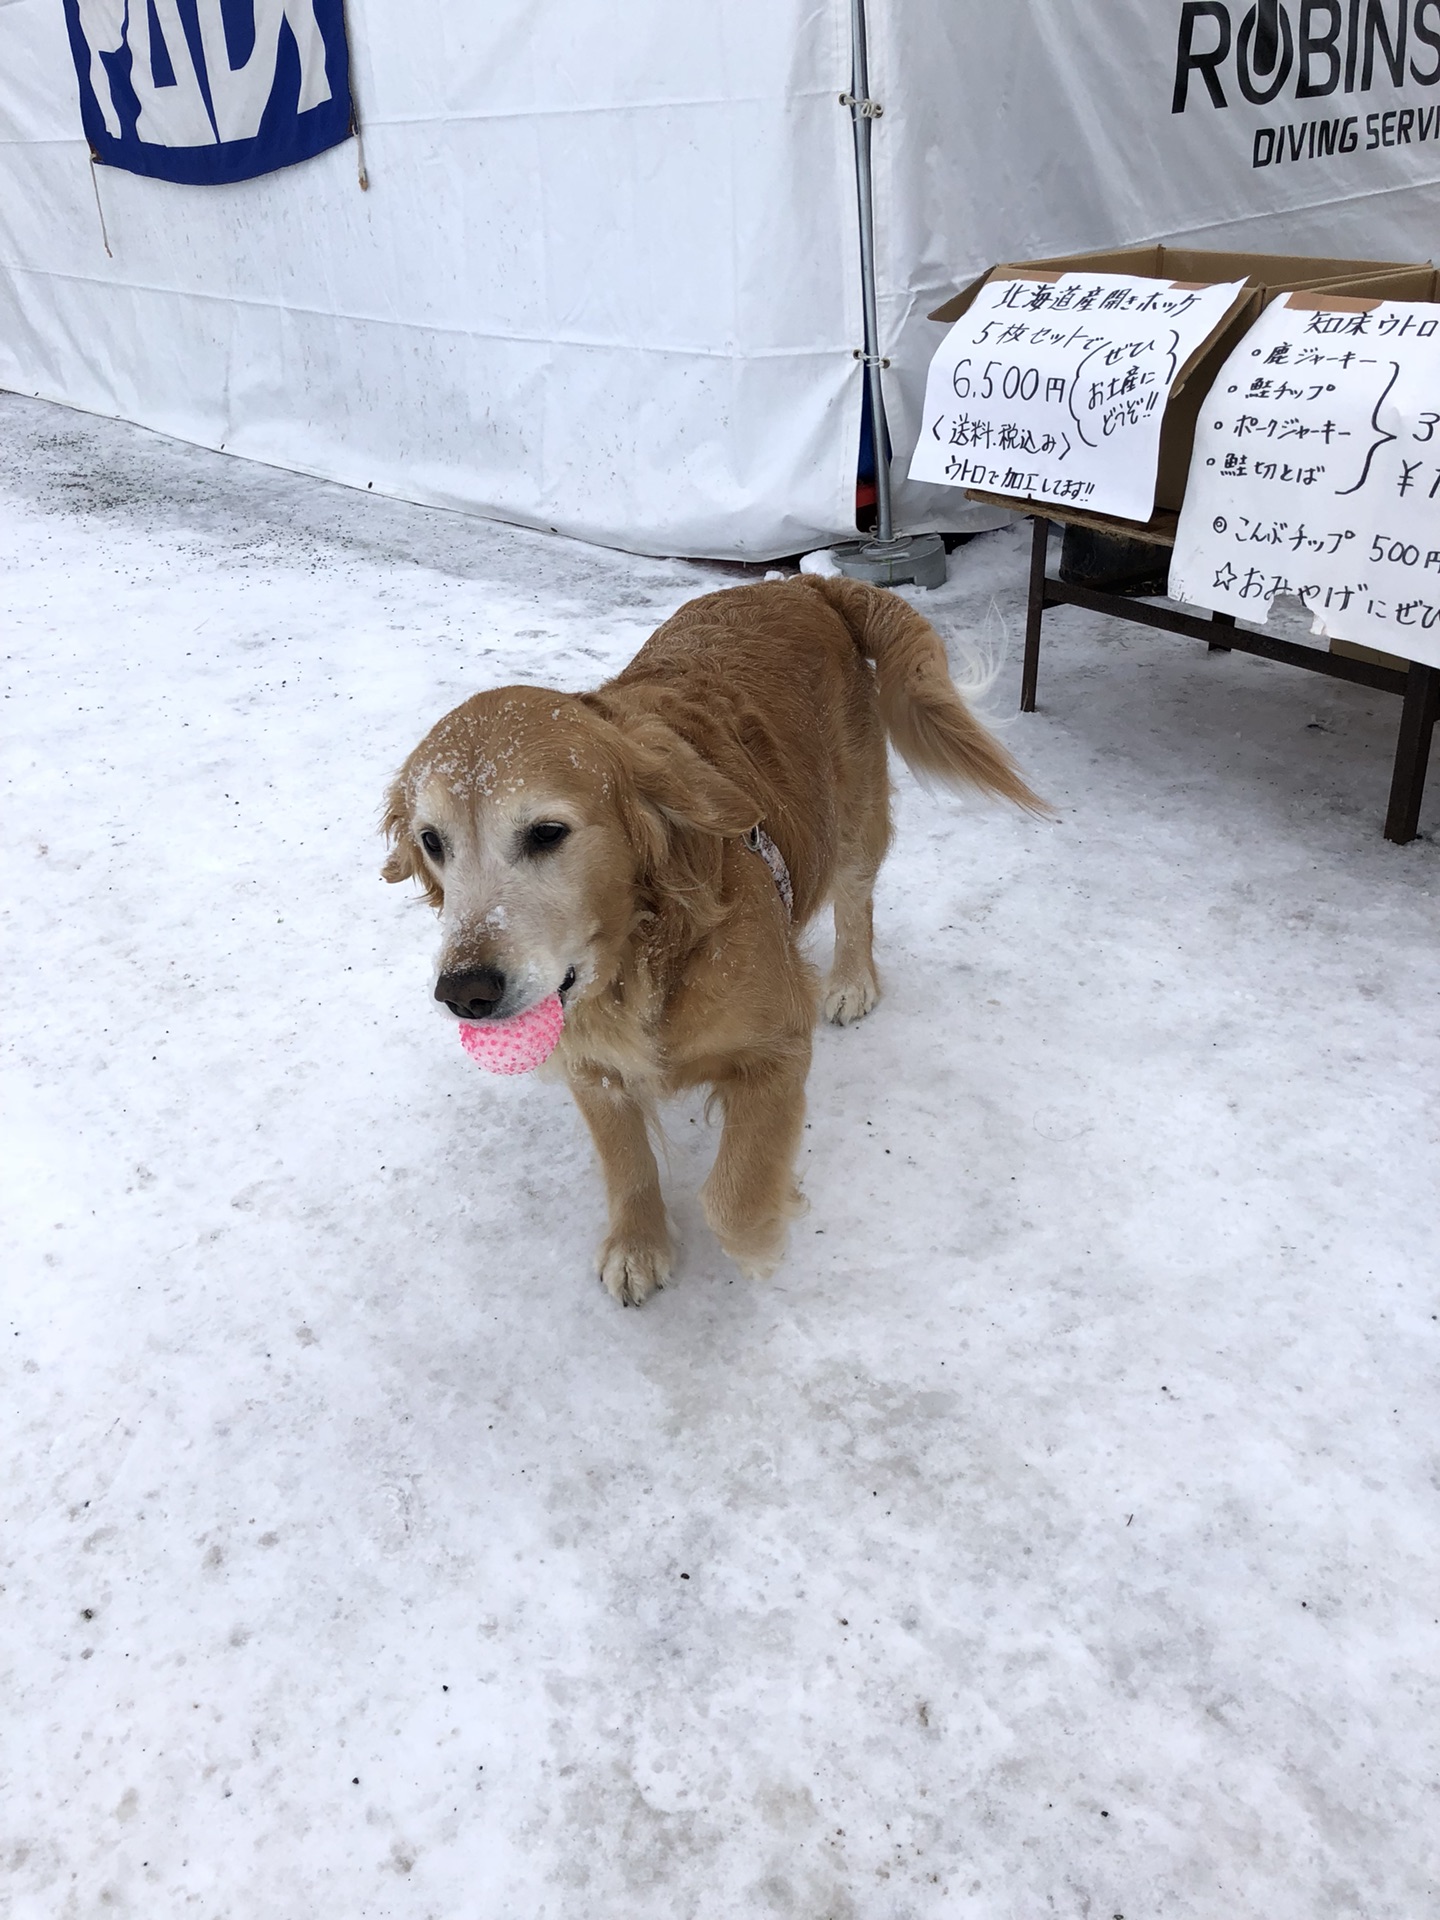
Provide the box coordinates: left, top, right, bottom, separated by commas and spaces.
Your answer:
2, 0, 1437, 560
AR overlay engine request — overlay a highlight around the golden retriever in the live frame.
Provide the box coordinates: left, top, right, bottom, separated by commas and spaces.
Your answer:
382, 576, 1044, 1305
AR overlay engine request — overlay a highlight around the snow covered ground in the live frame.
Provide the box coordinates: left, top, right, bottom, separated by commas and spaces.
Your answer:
3, 393, 1437, 1920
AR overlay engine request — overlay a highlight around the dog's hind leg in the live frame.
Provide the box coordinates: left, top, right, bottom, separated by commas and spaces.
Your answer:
568, 1072, 673, 1307
822, 753, 890, 1026
701, 1041, 811, 1278
823, 866, 881, 1026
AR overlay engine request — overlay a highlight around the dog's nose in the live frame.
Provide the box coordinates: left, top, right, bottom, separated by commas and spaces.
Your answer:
435, 967, 506, 1019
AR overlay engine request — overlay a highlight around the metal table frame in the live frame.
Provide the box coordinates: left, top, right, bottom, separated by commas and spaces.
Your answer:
1020, 513, 1439, 844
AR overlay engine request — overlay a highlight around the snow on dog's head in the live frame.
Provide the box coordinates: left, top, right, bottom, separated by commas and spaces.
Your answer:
381, 685, 756, 1029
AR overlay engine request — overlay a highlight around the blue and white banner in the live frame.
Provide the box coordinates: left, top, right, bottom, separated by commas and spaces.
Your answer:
63, 0, 353, 185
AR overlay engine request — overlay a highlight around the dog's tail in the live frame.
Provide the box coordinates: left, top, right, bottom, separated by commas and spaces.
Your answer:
801, 574, 1049, 814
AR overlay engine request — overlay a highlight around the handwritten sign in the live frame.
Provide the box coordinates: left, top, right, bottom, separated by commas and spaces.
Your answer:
1169, 297, 1440, 671
908, 273, 1249, 522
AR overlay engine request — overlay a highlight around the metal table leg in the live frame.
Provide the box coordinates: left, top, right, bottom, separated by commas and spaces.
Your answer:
1021, 515, 1050, 713
1384, 660, 1439, 844
1209, 610, 1235, 653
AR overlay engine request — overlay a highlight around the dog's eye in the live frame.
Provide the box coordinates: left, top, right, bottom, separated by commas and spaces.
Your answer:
525, 821, 570, 852
419, 829, 444, 861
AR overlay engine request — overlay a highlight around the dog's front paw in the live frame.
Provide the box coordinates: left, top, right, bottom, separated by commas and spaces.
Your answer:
704, 1185, 805, 1280
598, 1238, 672, 1308
822, 971, 880, 1026
731, 1246, 783, 1281
715, 1227, 786, 1281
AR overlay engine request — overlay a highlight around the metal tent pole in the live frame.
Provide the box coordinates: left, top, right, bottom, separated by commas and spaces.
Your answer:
828, 0, 946, 589
850, 0, 891, 543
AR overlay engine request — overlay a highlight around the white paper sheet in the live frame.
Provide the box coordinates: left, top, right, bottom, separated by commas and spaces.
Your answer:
1169, 297, 1440, 670
907, 273, 1248, 523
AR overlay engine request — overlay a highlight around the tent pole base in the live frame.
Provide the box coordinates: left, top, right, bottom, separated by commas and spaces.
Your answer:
828, 531, 947, 590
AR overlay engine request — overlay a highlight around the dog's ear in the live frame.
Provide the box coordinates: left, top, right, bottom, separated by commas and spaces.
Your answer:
380, 776, 443, 907
619, 716, 759, 838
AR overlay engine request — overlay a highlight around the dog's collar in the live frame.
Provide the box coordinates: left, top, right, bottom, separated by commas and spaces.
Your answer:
743, 824, 793, 921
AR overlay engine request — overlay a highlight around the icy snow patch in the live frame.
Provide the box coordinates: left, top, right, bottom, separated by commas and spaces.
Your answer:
2, 397, 1438, 1920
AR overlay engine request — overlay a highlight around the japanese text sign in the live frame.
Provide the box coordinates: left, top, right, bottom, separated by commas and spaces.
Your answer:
908, 273, 1249, 523
1169, 297, 1440, 670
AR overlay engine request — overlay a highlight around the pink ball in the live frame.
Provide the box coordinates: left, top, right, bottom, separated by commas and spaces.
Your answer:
458, 992, 566, 1075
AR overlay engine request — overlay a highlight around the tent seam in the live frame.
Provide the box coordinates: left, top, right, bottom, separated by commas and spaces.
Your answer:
0, 265, 853, 359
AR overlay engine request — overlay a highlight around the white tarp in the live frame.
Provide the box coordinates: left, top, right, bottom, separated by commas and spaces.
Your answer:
1, 1, 1437, 558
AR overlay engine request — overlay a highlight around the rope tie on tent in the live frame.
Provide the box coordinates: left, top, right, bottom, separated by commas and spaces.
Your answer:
342, 0, 369, 189
87, 150, 113, 259
838, 91, 883, 118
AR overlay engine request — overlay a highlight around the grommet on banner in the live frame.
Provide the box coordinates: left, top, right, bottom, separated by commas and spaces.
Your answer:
87, 150, 112, 259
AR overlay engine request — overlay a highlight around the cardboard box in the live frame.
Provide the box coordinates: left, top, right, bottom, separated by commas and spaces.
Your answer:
926, 245, 1430, 325
931, 244, 1433, 516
